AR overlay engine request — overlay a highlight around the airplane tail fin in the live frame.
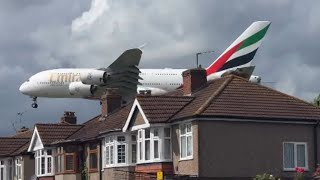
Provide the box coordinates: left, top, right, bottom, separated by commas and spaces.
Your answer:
206, 21, 271, 76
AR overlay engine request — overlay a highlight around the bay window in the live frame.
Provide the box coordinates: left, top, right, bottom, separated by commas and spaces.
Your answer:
137, 127, 172, 163
180, 123, 193, 160
35, 149, 54, 176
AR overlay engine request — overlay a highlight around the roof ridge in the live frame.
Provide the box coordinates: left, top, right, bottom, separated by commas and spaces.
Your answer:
244, 77, 320, 110
194, 76, 234, 115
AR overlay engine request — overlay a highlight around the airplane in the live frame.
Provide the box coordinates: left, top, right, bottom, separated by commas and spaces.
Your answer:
19, 21, 270, 108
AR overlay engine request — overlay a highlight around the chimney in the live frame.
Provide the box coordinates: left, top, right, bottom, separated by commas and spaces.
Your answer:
17, 126, 29, 134
60, 111, 77, 124
101, 89, 122, 117
182, 68, 207, 95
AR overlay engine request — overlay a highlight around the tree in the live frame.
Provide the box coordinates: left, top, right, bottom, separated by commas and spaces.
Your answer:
313, 94, 320, 107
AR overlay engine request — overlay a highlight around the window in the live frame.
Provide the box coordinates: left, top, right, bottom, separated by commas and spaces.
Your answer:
137, 127, 172, 163
145, 129, 150, 160
55, 147, 64, 173
153, 129, 160, 159
164, 128, 171, 159
35, 149, 54, 176
105, 137, 114, 165
180, 123, 193, 160
117, 136, 126, 164
8, 159, 13, 180
89, 145, 98, 171
15, 158, 22, 180
283, 142, 308, 170
131, 135, 137, 164
0, 161, 4, 180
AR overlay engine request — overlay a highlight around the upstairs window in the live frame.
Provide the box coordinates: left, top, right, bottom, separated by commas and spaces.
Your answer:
180, 123, 193, 160
283, 142, 308, 170
35, 149, 54, 176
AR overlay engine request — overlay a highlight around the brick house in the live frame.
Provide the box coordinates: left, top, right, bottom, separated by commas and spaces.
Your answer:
18, 68, 320, 179
0, 128, 34, 180
27, 113, 83, 180
120, 68, 320, 179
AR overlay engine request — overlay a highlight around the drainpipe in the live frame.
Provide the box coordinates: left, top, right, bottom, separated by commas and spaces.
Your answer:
314, 120, 320, 169
100, 140, 103, 180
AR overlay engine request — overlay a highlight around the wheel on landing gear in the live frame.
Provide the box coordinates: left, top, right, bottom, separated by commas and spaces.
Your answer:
32, 103, 38, 108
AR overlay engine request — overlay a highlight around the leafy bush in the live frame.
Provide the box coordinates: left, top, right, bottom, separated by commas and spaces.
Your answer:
253, 173, 277, 180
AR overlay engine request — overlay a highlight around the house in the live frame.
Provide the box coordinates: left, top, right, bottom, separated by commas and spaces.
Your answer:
0, 127, 34, 180
120, 68, 320, 179
27, 113, 83, 180
24, 67, 320, 179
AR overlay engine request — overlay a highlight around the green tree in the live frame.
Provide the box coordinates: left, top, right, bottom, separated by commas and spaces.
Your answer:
313, 94, 320, 107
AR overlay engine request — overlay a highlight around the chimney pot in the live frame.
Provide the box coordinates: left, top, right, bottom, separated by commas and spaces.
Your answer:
60, 111, 77, 124
182, 68, 207, 95
17, 126, 29, 134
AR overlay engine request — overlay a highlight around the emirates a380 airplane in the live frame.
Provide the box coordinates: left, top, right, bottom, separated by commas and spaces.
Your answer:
19, 21, 270, 108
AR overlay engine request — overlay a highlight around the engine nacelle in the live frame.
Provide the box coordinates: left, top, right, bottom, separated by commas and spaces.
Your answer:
80, 70, 108, 85
249, 75, 261, 83
69, 82, 94, 97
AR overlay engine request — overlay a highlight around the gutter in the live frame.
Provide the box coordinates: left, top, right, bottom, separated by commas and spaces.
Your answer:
314, 120, 320, 169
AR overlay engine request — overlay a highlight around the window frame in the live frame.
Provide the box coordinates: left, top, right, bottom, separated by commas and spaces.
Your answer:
35, 149, 54, 177
88, 145, 98, 172
136, 127, 172, 164
64, 153, 77, 173
15, 157, 22, 180
179, 123, 193, 160
283, 142, 308, 171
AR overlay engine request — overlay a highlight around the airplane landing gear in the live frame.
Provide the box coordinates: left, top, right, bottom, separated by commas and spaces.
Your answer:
31, 97, 38, 108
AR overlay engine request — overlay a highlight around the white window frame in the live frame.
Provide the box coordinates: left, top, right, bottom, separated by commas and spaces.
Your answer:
104, 134, 134, 168
283, 142, 308, 171
15, 157, 22, 180
180, 123, 193, 160
0, 160, 5, 180
35, 149, 54, 177
137, 127, 172, 164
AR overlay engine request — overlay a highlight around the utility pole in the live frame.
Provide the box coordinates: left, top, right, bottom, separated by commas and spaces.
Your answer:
196, 50, 214, 68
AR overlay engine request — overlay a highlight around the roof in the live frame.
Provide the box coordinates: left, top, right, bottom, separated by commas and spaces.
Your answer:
67, 104, 132, 142
0, 129, 34, 157
0, 137, 30, 157
35, 124, 83, 145
136, 75, 320, 123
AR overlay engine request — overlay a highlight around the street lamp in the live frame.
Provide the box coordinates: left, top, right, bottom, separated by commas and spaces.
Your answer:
196, 50, 214, 68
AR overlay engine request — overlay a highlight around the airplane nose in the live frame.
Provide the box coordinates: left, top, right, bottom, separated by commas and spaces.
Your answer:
19, 82, 29, 95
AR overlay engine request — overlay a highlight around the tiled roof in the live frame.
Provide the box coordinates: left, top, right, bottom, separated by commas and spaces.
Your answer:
35, 124, 83, 145
67, 104, 132, 141
0, 138, 30, 157
136, 75, 320, 123
137, 96, 194, 123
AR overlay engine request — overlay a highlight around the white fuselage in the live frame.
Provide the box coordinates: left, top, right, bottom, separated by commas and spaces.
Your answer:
19, 68, 225, 98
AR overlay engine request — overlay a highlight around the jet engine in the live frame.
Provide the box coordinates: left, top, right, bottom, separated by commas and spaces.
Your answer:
80, 70, 108, 85
69, 82, 95, 97
249, 75, 261, 83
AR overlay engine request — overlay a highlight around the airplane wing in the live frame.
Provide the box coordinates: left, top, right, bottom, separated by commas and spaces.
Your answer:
97, 48, 143, 101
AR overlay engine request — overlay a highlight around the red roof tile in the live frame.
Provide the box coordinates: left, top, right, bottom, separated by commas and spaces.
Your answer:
0, 138, 29, 157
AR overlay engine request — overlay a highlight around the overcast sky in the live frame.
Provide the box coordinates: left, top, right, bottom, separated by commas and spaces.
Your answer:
0, 0, 319, 135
